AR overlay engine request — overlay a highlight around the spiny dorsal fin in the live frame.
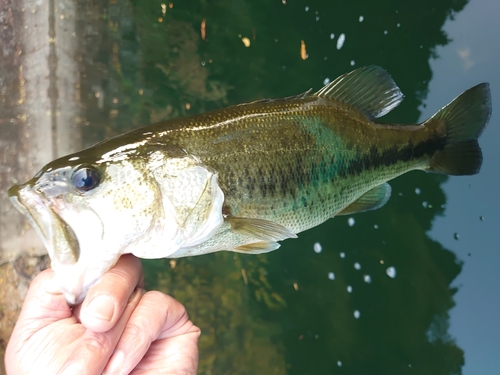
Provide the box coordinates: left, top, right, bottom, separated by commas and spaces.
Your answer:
336, 183, 392, 216
314, 66, 404, 119
226, 217, 297, 241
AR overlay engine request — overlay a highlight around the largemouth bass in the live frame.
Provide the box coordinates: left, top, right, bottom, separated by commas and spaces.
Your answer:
8, 66, 491, 304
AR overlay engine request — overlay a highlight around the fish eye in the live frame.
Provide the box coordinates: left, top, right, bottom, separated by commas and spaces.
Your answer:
72, 167, 101, 193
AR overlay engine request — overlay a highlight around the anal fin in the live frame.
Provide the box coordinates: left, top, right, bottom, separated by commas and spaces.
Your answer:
226, 217, 297, 241
337, 183, 392, 216
234, 241, 281, 254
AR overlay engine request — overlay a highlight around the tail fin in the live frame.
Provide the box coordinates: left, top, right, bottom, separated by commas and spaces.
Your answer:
428, 83, 491, 175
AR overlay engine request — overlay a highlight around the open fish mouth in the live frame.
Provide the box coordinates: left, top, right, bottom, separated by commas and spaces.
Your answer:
8, 183, 80, 266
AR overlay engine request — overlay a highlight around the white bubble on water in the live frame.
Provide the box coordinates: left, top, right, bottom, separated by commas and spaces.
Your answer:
337, 361, 343, 367
323, 77, 330, 85
374, 224, 379, 229
354, 262, 361, 270
386, 266, 396, 278
328, 272, 335, 280
350, 60, 355, 66
330, 33, 335, 40
422, 201, 428, 208
313, 242, 322, 253
336, 33, 345, 49
340, 252, 346, 258
359, 15, 364, 22
347, 217, 355, 227
353, 310, 360, 319
397, 23, 401, 27
384, 30, 388, 35
415, 187, 421, 195
347, 285, 353, 293
305, 6, 309, 11
363, 274, 372, 283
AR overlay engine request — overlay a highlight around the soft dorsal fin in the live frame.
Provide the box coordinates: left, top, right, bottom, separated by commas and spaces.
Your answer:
238, 89, 314, 106
336, 183, 392, 216
314, 66, 404, 119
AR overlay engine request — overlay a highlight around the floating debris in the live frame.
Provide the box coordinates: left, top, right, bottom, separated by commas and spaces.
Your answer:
313, 242, 322, 253
201, 19, 206, 40
454, 232, 460, 240
300, 40, 308, 60
293, 282, 299, 291
242, 37, 251, 47
386, 266, 396, 278
336, 33, 345, 49
323, 77, 330, 85
169, 259, 176, 269
241, 268, 248, 285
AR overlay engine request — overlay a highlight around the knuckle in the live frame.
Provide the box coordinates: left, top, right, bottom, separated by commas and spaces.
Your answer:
84, 332, 115, 353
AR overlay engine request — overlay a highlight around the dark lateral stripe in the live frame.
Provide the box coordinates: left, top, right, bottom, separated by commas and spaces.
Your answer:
223, 137, 446, 202
340, 137, 446, 177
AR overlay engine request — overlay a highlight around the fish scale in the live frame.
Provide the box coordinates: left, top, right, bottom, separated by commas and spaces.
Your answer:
8, 66, 491, 303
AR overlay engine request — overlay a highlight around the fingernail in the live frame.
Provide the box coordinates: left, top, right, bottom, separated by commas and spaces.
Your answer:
86, 295, 115, 321
103, 350, 125, 375
60, 362, 84, 375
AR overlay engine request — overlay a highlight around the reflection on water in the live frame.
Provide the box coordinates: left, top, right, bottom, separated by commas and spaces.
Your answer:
36, 0, 476, 373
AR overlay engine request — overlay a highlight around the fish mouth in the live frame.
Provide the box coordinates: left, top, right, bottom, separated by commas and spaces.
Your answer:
8, 183, 80, 266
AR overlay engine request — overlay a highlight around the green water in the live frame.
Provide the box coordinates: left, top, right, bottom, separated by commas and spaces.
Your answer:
78, 0, 500, 374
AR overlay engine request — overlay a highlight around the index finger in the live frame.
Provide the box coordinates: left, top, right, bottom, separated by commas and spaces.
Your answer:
77, 254, 143, 333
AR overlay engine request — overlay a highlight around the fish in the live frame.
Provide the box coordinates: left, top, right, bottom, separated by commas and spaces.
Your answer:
8, 66, 491, 304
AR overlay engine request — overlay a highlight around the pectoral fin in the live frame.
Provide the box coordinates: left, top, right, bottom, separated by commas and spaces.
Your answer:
226, 217, 297, 241
234, 241, 281, 254
337, 183, 392, 216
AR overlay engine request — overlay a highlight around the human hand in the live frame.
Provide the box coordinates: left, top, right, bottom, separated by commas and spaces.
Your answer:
5, 254, 200, 375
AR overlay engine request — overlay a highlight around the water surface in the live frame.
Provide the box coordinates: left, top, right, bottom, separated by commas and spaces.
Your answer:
77, 0, 499, 373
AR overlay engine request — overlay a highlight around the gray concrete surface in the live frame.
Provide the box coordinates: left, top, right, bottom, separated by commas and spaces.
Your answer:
0, 0, 80, 263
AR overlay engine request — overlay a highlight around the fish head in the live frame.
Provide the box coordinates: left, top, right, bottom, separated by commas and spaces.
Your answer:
9, 144, 224, 304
